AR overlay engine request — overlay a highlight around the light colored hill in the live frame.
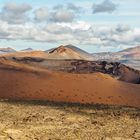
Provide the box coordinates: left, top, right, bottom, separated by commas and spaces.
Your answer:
117, 46, 140, 59
47, 45, 93, 60
47, 44, 93, 59
47, 45, 88, 59
119, 46, 140, 54
92, 46, 140, 60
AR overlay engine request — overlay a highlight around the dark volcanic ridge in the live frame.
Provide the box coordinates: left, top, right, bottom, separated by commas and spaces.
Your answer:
3, 56, 140, 84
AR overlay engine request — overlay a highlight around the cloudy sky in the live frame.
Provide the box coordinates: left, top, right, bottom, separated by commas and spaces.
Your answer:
0, 0, 140, 52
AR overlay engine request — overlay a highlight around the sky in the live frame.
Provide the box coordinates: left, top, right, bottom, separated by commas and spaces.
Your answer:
0, 0, 140, 53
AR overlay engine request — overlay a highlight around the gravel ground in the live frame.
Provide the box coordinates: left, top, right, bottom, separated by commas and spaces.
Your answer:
0, 100, 140, 140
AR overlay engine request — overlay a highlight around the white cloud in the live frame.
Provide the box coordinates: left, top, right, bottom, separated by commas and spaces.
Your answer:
34, 7, 49, 22
92, 0, 118, 14
0, 2, 32, 24
0, 1, 139, 51
58, 21, 91, 30
50, 9, 75, 23
67, 3, 83, 13
0, 19, 139, 48
33, 3, 82, 23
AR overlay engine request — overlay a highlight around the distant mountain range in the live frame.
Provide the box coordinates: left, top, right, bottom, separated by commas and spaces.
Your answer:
0, 45, 93, 60
0, 45, 140, 70
92, 46, 140, 60
92, 46, 140, 70
0, 47, 16, 54
21, 48, 34, 52
0, 47, 34, 54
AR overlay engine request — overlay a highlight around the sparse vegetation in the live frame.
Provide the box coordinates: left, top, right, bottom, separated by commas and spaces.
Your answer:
0, 100, 139, 140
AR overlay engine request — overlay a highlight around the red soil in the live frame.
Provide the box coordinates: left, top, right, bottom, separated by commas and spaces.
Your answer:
0, 59, 140, 108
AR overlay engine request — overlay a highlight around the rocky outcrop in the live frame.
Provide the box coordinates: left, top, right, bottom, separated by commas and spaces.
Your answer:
69, 60, 140, 84
12, 57, 44, 63
9, 56, 140, 84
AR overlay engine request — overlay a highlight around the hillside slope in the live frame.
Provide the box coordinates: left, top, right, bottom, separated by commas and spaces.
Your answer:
0, 59, 140, 108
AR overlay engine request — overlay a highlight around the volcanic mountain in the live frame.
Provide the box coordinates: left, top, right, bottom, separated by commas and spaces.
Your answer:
47, 45, 93, 60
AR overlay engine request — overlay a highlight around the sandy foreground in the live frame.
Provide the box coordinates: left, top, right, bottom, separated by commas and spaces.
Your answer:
0, 101, 139, 140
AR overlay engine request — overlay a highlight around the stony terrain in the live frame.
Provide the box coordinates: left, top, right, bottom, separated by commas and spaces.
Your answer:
0, 100, 139, 140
